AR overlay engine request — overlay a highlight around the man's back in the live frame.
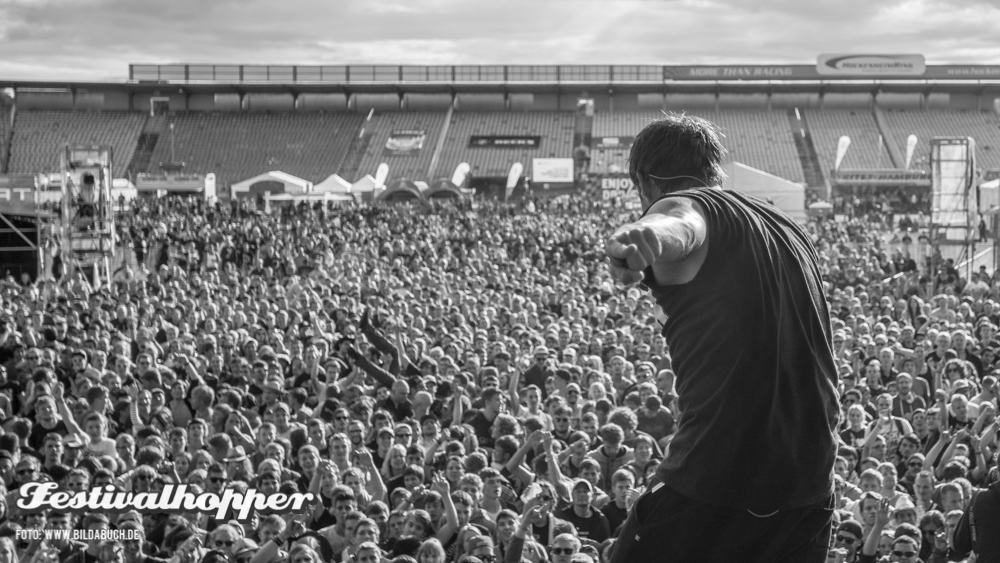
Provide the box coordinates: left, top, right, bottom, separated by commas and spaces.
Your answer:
644, 188, 839, 513
953, 482, 1000, 562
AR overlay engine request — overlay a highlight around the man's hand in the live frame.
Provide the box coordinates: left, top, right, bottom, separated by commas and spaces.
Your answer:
606, 225, 663, 286
875, 497, 892, 528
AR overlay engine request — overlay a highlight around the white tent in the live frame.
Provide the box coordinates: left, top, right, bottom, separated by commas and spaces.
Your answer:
314, 174, 352, 194
724, 162, 806, 224
980, 178, 1000, 214
351, 175, 378, 193
231, 171, 312, 198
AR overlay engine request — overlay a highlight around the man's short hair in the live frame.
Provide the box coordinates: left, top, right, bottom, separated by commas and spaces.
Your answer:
628, 113, 728, 197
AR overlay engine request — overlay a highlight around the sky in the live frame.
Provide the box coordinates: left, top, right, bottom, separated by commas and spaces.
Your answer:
1, 0, 999, 81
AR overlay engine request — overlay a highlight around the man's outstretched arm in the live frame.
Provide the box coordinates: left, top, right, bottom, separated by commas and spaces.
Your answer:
606, 196, 708, 286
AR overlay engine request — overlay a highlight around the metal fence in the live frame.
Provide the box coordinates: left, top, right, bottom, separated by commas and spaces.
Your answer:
129, 64, 670, 84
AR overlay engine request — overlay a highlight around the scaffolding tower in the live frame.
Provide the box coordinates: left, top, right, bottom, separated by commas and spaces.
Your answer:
58, 144, 116, 286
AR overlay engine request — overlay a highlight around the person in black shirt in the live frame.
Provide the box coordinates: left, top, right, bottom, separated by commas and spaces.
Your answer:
606, 114, 838, 562
557, 479, 610, 543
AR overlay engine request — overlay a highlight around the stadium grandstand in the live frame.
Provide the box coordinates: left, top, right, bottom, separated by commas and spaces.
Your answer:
591, 110, 804, 182
139, 111, 363, 186
6, 110, 145, 176
1, 61, 999, 203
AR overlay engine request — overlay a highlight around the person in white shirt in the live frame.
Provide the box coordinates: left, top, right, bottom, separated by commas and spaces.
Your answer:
83, 411, 117, 457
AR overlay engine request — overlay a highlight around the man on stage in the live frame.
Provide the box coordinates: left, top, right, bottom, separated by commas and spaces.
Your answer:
606, 114, 839, 562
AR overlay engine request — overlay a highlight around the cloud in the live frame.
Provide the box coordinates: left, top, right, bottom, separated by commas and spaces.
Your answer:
0, 0, 997, 81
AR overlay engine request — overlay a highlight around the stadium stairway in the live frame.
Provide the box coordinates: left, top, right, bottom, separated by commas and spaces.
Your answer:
872, 105, 903, 168
126, 114, 168, 178
338, 118, 373, 182
786, 109, 827, 195
425, 102, 454, 180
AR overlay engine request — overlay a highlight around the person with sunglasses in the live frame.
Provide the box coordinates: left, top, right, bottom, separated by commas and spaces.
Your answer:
548, 534, 580, 563
834, 520, 864, 563
207, 524, 241, 559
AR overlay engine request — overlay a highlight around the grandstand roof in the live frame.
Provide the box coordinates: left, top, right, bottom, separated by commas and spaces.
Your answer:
4, 63, 1000, 97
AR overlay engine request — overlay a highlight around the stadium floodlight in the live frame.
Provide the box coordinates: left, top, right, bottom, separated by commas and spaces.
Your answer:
374, 163, 389, 188
451, 163, 470, 187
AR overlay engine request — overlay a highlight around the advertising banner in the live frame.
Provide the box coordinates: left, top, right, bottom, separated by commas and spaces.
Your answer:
817, 54, 926, 76
0, 174, 40, 216
469, 136, 541, 148
383, 130, 426, 155
664, 65, 813, 80
532, 158, 575, 184
925, 66, 1000, 79
594, 136, 634, 149
599, 175, 642, 209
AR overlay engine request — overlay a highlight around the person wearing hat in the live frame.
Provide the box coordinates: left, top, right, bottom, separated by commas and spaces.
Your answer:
258, 377, 285, 417
889, 496, 919, 529
523, 346, 553, 396
62, 433, 86, 467
231, 538, 259, 563
556, 479, 610, 543
467, 535, 495, 561
833, 519, 864, 562
270, 402, 301, 440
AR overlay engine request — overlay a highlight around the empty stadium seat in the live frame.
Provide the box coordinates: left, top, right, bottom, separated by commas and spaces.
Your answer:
805, 110, 889, 172
591, 111, 805, 183
352, 112, 447, 181
0, 102, 11, 173
7, 111, 146, 175
881, 109, 1000, 172
437, 112, 575, 178
143, 112, 364, 187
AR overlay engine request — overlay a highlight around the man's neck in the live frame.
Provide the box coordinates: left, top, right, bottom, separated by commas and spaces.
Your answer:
572, 505, 591, 517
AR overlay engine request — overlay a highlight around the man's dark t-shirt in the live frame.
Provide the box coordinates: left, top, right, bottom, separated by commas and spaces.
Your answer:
466, 410, 495, 450
642, 189, 839, 513
29, 419, 70, 451
601, 501, 629, 537
557, 506, 610, 542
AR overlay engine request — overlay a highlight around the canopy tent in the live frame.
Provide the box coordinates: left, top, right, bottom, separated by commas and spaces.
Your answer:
111, 178, 137, 202
808, 201, 834, 217
265, 193, 354, 202
426, 178, 473, 199
377, 179, 426, 202
231, 171, 312, 198
314, 174, 352, 194
724, 162, 807, 224
979, 178, 1000, 214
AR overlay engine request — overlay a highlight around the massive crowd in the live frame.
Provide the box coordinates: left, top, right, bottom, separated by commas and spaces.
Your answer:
0, 193, 996, 563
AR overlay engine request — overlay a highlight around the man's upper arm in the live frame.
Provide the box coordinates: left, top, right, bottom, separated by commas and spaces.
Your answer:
643, 196, 709, 257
